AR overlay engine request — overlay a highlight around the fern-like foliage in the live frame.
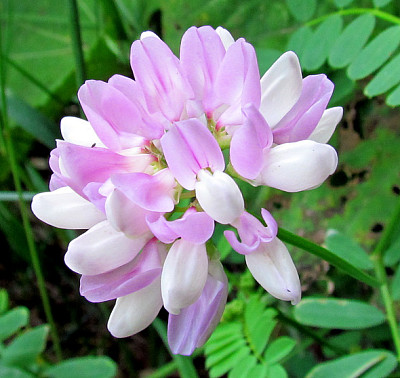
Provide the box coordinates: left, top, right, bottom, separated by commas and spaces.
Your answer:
204, 295, 296, 378
284, 0, 400, 107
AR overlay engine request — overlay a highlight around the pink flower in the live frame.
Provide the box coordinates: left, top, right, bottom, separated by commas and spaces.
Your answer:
31, 25, 342, 355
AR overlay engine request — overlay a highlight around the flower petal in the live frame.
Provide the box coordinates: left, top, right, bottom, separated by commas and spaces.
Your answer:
161, 239, 208, 315
245, 238, 301, 305
216, 26, 235, 50
112, 169, 176, 212
31, 187, 105, 229
260, 51, 302, 128
230, 104, 273, 179
80, 239, 165, 302
107, 276, 163, 338
161, 119, 225, 190
255, 140, 338, 192
308, 106, 343, 143
65, 220, 151, 275
168, 260, 228, 355
147, 208, 214, 244
195, 170, 244, 224
60, 117, 105, 148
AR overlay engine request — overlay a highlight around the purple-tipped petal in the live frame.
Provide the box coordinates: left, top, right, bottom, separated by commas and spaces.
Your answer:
130, 36, 192, 122
146, 207, 214, 244
260, 51, 303, 128
161, 119, 225, 190
272, 75, 334, 144
80, 239, 165, 302
65, 221, 152, 275
254, 140, 338, 192
168, 261, 228, 355
107, 276, 163, 338
161, 239, 208, 315
245, 238, 301, 305
180, 26, 226, 104
56, 140, 153, 197
112, 169, 176, 212
224, 209, 277, 255
230, 104, 273, 179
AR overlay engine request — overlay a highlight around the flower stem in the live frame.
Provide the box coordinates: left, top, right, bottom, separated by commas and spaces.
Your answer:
371, 196, 400, 362
0, 28, 62, 361
68, 0, 86, 90
306, 8, 400, 27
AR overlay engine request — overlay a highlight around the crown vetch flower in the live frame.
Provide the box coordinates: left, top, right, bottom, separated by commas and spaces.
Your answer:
31, 25, 342, 355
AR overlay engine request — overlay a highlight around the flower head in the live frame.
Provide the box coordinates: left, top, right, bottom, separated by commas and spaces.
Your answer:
32, 25, 341, 355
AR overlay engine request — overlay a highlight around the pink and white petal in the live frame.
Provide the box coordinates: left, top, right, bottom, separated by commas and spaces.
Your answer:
161, 239, 208, 315
225, 209, 278, 255
216, 26, 235, 50
147, 208, 214, 244
255, 140, 338, 192
60, 117, 105, 148
168, 262, 228, 355
107, 277, 163, 338
195, 170, 244, 224
112, 169, 176, 212
105, 189, 150, 237
81, 239, 165, 302
230, 104, 273, 179
31, 187, 105, 229
161, 119, 225, 190
260, 51, 302, 128
272, 75, 334, 144
140, 31, 160, 40
65, 220, 151, 275
308, 107, 343, 143
245, 238, 301, 305
130, 36, 192, 122
180, 26, 226, 103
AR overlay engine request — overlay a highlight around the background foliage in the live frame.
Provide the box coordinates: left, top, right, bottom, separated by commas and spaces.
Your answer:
1, 0, 400, 376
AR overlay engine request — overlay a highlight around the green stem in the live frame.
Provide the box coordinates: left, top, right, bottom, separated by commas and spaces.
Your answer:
277, 227, 379, 288
0, 191, 37, 201
0, 28, 62, 361
372, 196, 400, 362
68, 0, 86, 89
306, 8, 400, 27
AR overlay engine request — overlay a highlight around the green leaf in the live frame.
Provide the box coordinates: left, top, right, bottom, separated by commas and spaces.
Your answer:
6, 91, 58, 148
324, 230, 373, 270
373, 0, 392, 7
391, 265, 400, 300
302, 15, 343, 71
365, 53, 400, 97
268, 364, 288, 378
208, 347, 249, 378
383, 235, 400, 266
264, 337, 296, 364
387, 83, 400, 106
286, 26, 313, 61
44, 356, 117, 378
306, 349, 397, 378
228, 355, 257, 378
247, 364, 268, 378
328, 14, 375, 69
0, 364, 34, 378
277, 228, 379, 287
293, 298, 385, 329
285, 0, 316, 22
334, 0, 354, 7
0, 307, 29, 342
0, 289, 9, 315
2, 325, 49, 368
347, 26, 400, 80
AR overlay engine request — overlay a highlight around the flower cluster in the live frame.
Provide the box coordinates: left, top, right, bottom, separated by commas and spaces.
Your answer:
32, 26, 341, 355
